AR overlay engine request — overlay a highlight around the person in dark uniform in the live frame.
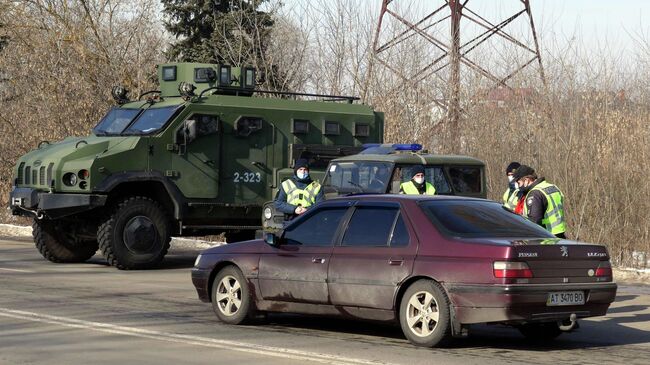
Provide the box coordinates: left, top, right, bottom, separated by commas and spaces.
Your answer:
399, 165, 435, 195
274, 159, 324, 220
513, 165, 567, 238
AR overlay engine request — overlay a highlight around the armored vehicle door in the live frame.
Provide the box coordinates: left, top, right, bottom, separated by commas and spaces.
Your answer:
218, 113, 272, 205
171, 113, 221, 198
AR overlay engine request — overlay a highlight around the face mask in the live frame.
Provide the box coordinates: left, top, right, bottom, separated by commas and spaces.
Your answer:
414, 177, 424, 184
297, 171, 309, 180
507, 175, 514, 183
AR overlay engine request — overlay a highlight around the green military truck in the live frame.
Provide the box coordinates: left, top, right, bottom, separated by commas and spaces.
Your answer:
262, 143, 486, 230
9, 63, 384, 269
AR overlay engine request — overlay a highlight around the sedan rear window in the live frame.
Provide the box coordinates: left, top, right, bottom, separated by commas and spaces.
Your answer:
419, 200, 554, 238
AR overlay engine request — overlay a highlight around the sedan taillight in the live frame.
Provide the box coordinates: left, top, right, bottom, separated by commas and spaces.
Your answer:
493, 261, 533, 278
595, 261, 612, 277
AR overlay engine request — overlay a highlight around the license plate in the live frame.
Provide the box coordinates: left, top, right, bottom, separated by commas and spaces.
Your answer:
547, 291, 585, 306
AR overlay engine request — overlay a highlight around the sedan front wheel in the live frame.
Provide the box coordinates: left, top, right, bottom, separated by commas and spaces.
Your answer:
399, 280, 452, 347
211, 266, 254, 324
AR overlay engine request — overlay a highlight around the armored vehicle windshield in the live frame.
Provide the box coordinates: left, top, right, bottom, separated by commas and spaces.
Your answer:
93, 105, 182, 136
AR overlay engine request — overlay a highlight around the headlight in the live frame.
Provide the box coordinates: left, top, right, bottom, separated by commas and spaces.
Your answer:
194, 254, 202, 267
264, 207, 273, 220
62, 172, 78, 186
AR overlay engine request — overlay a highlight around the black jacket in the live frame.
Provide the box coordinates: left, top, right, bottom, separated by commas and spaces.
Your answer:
520, 178, 547, 227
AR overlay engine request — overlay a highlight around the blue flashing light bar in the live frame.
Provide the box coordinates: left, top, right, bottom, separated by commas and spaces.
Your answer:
393, 143, 422, 151
361, 143, 422, 154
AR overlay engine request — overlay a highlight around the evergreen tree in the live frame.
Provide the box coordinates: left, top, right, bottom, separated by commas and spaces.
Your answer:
162, 0, 274, 67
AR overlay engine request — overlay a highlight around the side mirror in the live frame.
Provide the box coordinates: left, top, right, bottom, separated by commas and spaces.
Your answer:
184, 119, 197, 144
264, 232, 281, 247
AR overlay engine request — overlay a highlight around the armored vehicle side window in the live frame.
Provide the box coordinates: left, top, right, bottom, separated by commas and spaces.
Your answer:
291, 119, 309, 134
324, 161, 393, 194
284, 207, 348, 246
398, 165, 452, 194
234, 116, 263, 137
123, 106, 180, 135
93, 108, 140, 135
448, 166, 482, 193
323, 121, 340, 136
187, 114, 219, 138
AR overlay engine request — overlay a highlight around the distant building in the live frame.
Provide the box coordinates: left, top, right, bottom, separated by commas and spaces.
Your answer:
478, 86, 538, 108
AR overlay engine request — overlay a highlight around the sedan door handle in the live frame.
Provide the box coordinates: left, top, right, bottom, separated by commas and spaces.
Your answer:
312, 257, 326, 264
389, 258, 404, 266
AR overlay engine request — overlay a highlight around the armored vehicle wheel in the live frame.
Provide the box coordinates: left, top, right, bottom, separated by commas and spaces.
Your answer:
98, 196, 170, 270
211, 266, 254, 324
518, 322, 563, 341
399, 280, 452, 348
33, 219, 98, 263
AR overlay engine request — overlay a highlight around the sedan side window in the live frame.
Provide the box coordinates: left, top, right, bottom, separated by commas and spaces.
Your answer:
284, 208, 347, 246
389, 214, 410, 247
342, 207, 399, 247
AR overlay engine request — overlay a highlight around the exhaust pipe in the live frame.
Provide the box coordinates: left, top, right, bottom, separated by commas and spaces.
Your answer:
558, 313, 579, 331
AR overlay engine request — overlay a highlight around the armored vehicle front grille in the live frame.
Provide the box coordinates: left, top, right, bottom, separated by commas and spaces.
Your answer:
39, 166, 46, 185
24, 166, 31, 185
47, 163, 54, 185
17, 162, 25, 184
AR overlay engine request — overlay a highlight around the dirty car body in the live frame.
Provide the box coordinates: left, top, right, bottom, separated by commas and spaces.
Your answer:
193, 195, 617, 347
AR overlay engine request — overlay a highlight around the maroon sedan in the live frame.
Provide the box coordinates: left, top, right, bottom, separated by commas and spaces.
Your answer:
191, 195, 617, 347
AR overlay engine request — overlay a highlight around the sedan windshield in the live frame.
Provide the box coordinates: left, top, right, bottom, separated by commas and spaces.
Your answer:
419, 200, 554, 238
323, 161, 394, 194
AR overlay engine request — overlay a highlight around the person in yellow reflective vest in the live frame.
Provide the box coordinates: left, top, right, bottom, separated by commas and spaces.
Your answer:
274, 159, 323, 220
512, 165, 567, 238
399, 165, 436, 195
502, 161, 520, 210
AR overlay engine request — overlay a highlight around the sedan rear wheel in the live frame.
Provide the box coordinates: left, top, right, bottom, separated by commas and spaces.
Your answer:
399, 280, 451, 347
211, 266, 254, 324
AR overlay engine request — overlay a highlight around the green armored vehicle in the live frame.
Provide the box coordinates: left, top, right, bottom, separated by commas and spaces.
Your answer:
9, 63, 384, 269
261, 143, 486, 230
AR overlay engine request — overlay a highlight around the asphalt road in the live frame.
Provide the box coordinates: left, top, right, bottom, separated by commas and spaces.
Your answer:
1, 237, 649, 365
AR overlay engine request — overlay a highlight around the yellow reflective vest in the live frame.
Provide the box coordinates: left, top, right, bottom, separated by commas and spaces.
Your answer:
281, 179, 321, 207
400, 181, 436, 195
502, 188, 519, 210
523, 181, 566, 235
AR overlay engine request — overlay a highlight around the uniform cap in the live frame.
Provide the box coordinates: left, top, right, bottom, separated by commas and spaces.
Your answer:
411, 165, 425, 177
506, 161, 521, 174
512, 165, 535, 181
293, 158, 309, 173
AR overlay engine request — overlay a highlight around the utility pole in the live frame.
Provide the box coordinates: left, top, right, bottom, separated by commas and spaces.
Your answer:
369, 0, 546, 151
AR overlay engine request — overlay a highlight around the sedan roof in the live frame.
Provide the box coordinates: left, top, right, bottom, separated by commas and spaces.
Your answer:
324, 193, 490, 204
